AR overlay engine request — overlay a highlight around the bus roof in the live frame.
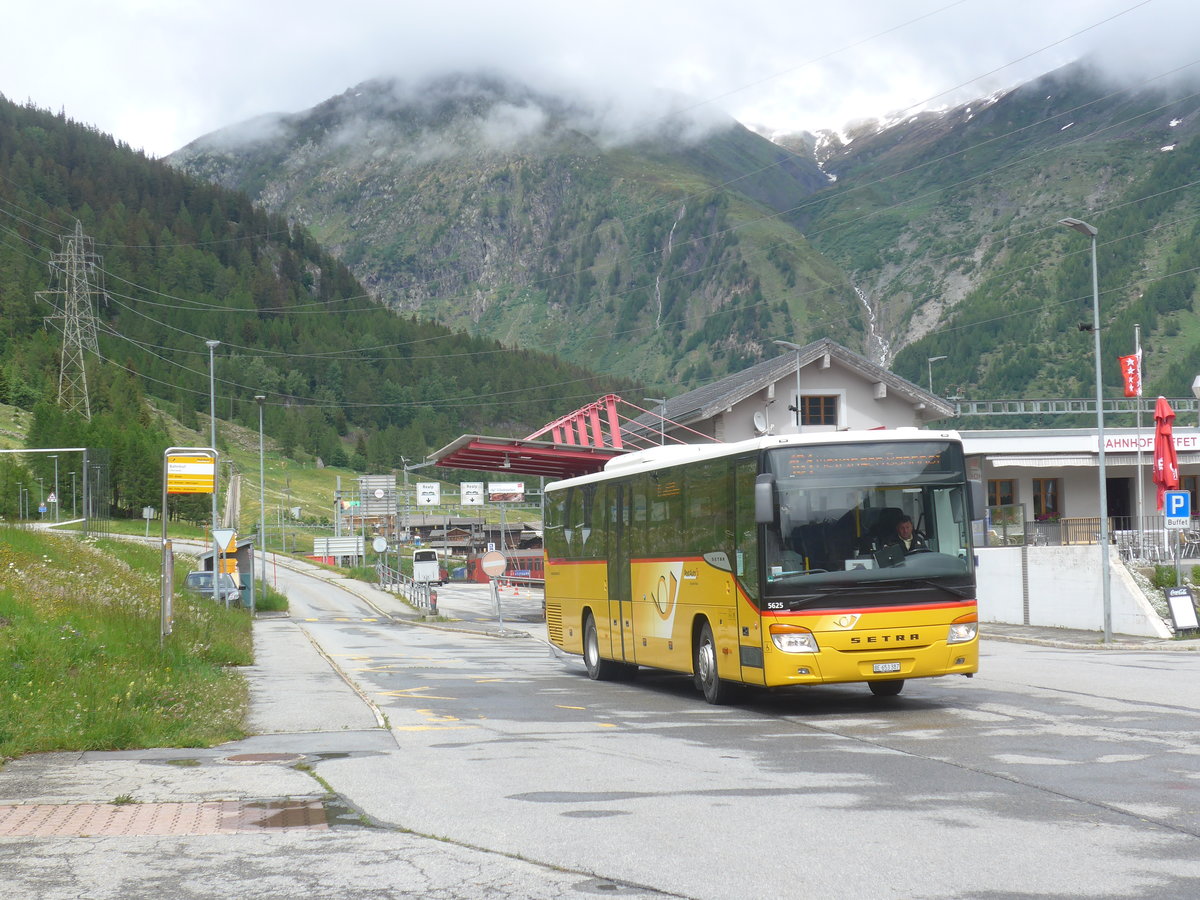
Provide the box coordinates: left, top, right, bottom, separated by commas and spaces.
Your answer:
545, 428, 963, 491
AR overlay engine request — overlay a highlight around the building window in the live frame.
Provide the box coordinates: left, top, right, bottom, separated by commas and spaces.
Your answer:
1032, 478, 1061, 520
801, 395, 838, 426
1183, 475, 1199, 505
988, 479, 1015, 507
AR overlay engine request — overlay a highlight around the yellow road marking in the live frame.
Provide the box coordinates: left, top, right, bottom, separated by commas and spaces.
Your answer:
391, 724, 477, 732
379, 688, 459, 700
417, 709, 460, 722
556, 705, 587, 710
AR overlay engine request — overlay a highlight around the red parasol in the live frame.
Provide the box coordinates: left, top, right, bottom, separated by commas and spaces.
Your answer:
1153, 395, 1180, 511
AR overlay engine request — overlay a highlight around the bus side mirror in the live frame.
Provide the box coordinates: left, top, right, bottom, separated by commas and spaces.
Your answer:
755, 474, 775, 524
969, 481, 985, 521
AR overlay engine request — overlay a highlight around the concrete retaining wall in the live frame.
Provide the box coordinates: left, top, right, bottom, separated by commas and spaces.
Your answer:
976, 544, 1172, 638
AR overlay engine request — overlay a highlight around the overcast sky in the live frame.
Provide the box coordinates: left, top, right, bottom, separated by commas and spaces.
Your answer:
2, 0, 1196, 158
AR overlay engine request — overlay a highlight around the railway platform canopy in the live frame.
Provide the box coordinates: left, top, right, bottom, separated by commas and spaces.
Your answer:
429, 433, 623, 479
430, 394, 700, 478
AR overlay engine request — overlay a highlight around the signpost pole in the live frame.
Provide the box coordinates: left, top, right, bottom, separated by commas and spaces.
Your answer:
1164, 490, 1192, 588
479, 550, 508, 625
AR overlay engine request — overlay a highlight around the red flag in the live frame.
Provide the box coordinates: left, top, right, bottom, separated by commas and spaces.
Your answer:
1118, 352, 1142, 398
1153, 396, 1180, 511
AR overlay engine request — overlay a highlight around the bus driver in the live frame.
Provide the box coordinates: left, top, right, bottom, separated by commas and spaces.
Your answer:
889, 515, 928, 554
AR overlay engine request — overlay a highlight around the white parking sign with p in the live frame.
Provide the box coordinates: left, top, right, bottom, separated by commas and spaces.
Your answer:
1165, 490, 1191, 528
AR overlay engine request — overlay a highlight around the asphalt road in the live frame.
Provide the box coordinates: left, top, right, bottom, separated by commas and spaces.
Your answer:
284, 575, 1200, 898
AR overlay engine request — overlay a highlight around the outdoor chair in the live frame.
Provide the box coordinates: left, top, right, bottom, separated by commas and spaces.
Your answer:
1182, 531, 1200, 559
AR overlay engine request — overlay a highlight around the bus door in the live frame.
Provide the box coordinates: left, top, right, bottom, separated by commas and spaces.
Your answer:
606, 482, 636, 664
732, 457, 766, 685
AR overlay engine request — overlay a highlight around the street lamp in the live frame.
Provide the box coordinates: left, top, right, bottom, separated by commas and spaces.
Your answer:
644, 398, 666, 445
205, 339, 221, 606
927, 356, 948, 394
773, 339, 804, 431
256, 394, 267, 610
1059, 216, 1111, 643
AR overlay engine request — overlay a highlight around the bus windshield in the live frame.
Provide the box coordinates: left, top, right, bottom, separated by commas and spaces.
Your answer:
761, 440, 973, 596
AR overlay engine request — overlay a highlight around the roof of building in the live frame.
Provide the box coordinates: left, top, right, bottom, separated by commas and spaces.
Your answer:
622, 338, 956, 441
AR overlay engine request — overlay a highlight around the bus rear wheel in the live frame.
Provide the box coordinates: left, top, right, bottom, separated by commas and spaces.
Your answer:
694, 621, 734, 705
869, 679, 905, 697
583, 613, 620, 681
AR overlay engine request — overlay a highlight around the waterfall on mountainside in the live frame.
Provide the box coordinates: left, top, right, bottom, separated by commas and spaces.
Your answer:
655, 205, 685, 329
855, 285, 891, 367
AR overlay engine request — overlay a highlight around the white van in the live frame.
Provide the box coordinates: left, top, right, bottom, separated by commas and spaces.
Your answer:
412, 548, 441, 585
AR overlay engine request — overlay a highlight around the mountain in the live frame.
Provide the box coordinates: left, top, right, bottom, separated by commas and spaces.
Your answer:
169, 63, 1200, 422
169, 73, 856, 389
795, 61, 1200, 411
0, 95, 624, 518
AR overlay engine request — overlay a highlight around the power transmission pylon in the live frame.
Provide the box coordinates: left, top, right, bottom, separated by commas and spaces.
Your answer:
38, 220, 106, 420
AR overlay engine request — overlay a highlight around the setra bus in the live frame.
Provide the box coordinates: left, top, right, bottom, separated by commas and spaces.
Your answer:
543, 430, 981, 703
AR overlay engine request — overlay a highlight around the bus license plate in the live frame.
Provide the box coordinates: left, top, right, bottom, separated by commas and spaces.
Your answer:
873, 662, 901, 674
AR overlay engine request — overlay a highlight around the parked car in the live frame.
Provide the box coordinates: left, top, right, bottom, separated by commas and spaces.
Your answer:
183, 571, 242, 604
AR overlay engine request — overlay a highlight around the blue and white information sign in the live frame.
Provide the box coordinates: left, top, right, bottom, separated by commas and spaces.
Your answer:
1164, 490, 1191, 529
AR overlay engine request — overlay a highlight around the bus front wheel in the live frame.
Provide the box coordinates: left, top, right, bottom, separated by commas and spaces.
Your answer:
694, 621, 734, 705
869, 679, 904, 697
583, 613, 619, 681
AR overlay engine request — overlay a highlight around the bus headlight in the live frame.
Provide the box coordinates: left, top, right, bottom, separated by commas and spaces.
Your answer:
769, 624, 819, 653
947, 612, 978, 644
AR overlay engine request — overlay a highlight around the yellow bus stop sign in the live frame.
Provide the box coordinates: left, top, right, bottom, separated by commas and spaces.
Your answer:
167, 454, 215, 494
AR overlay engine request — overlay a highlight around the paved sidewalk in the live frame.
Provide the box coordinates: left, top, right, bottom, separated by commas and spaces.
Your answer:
983, 621, 1200, 650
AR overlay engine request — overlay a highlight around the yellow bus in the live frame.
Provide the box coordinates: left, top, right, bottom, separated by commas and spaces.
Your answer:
543, 430, 980, 703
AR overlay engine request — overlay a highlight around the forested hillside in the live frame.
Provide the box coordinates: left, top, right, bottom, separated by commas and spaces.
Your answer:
0, 96, 623, 518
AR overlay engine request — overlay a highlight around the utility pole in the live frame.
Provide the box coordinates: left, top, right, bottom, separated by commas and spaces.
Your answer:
38, 221, 105, 420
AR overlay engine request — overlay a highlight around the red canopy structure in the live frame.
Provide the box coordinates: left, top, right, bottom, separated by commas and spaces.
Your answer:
428, 395, 700, 479
1153, 395, 1180, 511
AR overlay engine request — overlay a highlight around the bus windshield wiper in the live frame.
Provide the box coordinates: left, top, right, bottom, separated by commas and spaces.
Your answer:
787, 593, 830, 610
913, 579, 972, 599
867, 578, 972, 599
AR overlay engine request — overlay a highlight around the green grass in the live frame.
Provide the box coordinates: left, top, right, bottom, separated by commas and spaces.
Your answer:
0, 527, 252, 761
254, 581, 289, 613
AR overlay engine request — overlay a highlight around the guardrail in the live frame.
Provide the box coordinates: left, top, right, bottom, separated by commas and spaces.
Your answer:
376, 562, 438, 614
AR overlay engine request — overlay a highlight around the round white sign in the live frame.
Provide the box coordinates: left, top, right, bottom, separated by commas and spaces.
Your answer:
480, 550, 507, 578
372, 536, 388, 553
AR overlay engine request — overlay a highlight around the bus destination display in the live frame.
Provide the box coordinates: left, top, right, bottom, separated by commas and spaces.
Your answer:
779, 442, 958, 479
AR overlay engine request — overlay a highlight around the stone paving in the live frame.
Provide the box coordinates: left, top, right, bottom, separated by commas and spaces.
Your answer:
0, 798, 327, 837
